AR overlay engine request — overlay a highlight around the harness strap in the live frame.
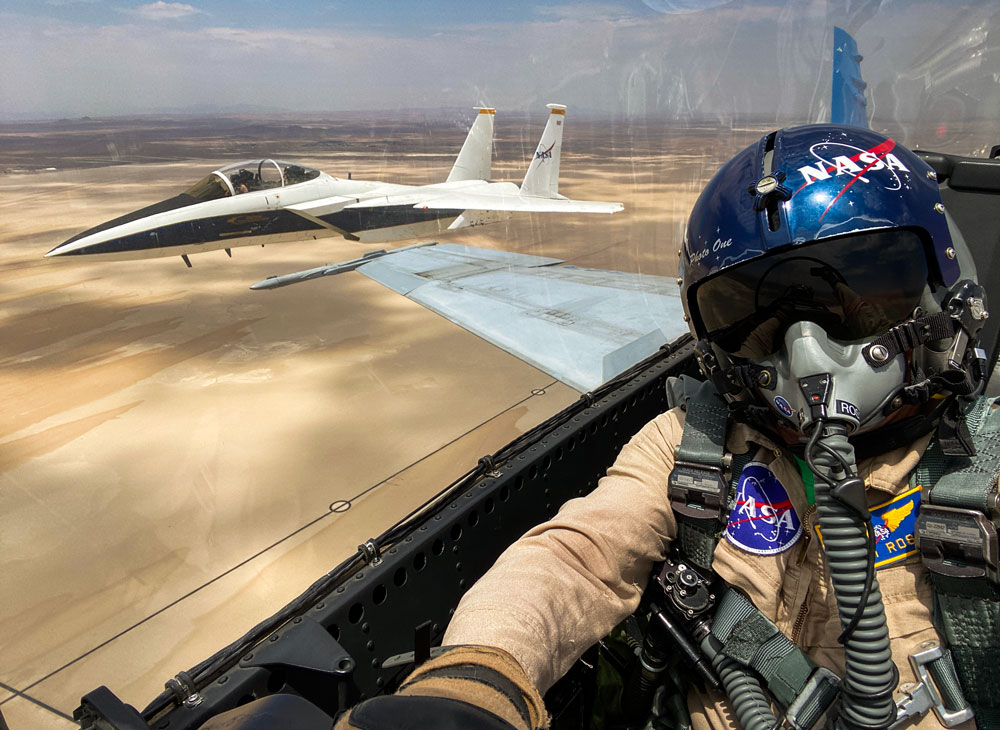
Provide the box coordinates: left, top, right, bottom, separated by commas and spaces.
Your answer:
892, 643, 973, 729
669, 381, 732, 571
916, 396, 1000, 729
676, 520, 719, 571
712, 589, 839, 729
677, 381, 730, 470
920, 398, 1000, 512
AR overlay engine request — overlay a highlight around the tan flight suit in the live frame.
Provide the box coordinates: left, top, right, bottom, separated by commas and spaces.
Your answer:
444, 407, 977, 730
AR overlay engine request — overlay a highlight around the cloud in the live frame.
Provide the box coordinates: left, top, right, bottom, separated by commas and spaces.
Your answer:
532, 3, 636, 20
639, 0, 734, 14
133, 1, 200, 20
2, 0, 998, 146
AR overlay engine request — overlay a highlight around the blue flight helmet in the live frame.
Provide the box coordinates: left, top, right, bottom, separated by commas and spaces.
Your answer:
679, 124, 988, 436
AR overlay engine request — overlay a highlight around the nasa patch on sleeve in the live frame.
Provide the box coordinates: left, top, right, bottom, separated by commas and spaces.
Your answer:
725, 461, 802, 555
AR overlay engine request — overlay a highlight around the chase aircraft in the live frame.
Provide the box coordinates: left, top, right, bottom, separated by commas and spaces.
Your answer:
45, 105, 622, 266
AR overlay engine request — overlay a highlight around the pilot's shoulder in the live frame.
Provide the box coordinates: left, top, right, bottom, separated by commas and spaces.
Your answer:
627, 407, 686, 458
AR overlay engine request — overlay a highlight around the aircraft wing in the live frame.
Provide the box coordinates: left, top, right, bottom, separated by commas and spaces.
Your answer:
338, 182, 623, 215
287, 195, 362, 217
252, 243, 687, 393
413, 191, 624, 214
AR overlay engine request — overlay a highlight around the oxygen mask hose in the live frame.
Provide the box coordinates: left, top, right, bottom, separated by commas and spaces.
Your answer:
806, 419, 897, 730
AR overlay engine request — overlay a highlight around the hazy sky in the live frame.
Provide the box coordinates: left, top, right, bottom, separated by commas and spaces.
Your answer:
1, 0, 998, 123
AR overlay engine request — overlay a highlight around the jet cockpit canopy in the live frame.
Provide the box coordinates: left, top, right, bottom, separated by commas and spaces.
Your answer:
185, 160, 321, 201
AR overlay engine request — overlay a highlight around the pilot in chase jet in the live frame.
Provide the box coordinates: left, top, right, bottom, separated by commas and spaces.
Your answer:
330, 124, 997, 730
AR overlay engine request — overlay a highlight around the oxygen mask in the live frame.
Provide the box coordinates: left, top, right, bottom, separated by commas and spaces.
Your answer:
757, 320, 908, 436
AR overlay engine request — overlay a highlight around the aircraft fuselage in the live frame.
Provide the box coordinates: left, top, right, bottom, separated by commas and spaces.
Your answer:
46, 172, 466, 261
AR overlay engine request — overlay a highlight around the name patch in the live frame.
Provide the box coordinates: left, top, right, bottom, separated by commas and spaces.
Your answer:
725, 462, 802, 555
814, 486, 922, 569
871, 486, 922, 568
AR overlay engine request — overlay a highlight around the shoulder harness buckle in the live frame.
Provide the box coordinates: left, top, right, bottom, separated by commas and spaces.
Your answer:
916, 504, 999, 585
668, 458, 731, 523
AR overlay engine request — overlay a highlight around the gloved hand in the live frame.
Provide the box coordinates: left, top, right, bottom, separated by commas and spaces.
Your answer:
334, 645, 549, 730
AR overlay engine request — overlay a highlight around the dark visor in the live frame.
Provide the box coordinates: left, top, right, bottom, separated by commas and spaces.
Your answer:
694, 229, 929, 360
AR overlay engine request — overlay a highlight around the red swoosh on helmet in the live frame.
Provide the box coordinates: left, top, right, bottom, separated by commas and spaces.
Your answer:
790, 138, 896, 200
818, 138, 896, 220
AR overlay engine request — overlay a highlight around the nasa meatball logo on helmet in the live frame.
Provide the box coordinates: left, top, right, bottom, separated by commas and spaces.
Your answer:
795, 138, 910, 190
793, 137, 912, 221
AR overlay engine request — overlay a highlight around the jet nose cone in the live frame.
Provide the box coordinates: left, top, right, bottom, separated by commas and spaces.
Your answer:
45, 240, 72, 257
45, 226, 118, 258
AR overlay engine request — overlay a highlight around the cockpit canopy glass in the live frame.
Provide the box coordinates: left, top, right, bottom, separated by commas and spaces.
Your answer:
184, 160, 321, 200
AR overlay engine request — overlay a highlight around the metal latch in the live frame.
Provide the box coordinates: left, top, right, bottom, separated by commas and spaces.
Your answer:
668, 460, 729, 522
915, 505, 999, 585
892, 641, 974, 728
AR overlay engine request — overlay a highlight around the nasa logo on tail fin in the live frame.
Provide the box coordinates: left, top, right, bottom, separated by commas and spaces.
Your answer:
535, 141, 556, 160
520, 103, 566, 198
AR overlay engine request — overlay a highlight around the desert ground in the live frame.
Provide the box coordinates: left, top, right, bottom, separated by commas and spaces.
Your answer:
0, 112, 764, 729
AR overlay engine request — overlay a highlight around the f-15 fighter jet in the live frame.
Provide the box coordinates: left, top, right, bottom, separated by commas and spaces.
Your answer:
45, 104, 623, 266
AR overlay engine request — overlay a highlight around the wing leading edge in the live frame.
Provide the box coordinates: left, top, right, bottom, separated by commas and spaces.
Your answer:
252, 244, 686, 392
415, 189, 623, 214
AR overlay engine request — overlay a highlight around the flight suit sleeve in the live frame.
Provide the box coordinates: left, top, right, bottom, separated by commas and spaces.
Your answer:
443, 408, 684, 693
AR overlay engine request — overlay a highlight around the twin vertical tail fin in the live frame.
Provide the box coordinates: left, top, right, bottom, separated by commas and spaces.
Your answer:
520, 104, 567, 199
447, 107, 495, 182
831, 26, 869, 128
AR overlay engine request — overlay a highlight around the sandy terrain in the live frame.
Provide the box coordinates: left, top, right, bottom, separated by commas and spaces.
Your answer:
0, 114, 750, 728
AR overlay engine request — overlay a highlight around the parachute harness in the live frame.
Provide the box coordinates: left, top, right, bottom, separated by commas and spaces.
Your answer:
640, 380, 993, 730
